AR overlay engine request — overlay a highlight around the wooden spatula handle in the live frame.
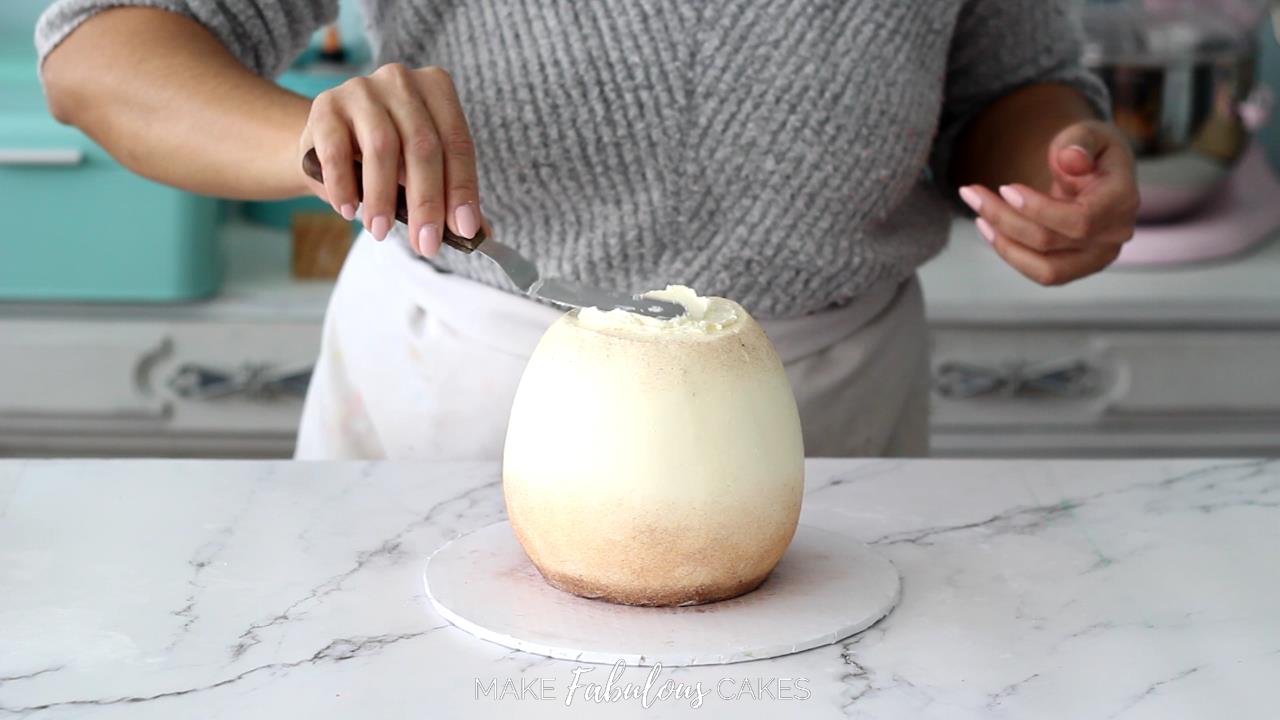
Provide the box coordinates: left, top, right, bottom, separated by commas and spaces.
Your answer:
301, 148, 485, 253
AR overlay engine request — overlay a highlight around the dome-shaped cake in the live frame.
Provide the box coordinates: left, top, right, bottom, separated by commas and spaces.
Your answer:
503, 286, 804, 606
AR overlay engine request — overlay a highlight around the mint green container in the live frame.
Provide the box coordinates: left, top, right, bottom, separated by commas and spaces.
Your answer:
0, 50, 223, 302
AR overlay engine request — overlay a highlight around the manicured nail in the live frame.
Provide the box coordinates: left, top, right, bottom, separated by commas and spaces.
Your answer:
1067, 145, 1092, 160
340, 203, 357, 221
454, 203, 480, 239
958, 186, 983, 213
999, 185, 1025, 209
976, 217, 996, 244
418, 224, 441, 257
370, 215, 391, 241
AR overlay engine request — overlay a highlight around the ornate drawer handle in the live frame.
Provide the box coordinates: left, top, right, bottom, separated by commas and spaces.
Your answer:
933, 357, 1101, 400
168, 363, 312, 401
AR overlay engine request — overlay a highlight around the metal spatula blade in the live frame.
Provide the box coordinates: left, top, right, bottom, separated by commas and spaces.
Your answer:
472, 237, 684, 318
302, 149, 685, 320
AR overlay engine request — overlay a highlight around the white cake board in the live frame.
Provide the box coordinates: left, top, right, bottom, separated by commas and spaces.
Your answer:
423, 522, 900, 667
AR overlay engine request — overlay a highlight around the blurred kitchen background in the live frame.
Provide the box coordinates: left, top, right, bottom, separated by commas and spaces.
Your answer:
2, 0, 1279, 458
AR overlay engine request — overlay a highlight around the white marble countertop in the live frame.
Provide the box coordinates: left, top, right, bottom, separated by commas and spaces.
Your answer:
1, 459, 1276, 718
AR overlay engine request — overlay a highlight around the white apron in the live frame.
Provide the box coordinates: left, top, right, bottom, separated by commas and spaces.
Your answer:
295, 232, 929, 460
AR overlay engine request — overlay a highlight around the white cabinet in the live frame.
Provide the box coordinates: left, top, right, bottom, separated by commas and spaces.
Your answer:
929, 328, 1280, 456
4, 219, 1279, 458
1099, 333, 1280, 414
920, 221, 1280, 457
0, 322, 171, 424
0, 319, 320, 457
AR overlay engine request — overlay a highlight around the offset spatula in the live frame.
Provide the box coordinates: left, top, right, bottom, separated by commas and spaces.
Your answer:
302, 149, 684, 319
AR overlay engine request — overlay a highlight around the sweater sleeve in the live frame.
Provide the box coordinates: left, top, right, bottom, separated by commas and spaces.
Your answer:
35, 0, 339, 78
930, 0, 1111, 189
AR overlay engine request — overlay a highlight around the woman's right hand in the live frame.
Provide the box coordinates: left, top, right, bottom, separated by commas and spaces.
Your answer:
298, 63, 482, 257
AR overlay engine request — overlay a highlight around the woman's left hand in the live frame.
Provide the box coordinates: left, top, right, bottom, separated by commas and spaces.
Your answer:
957, 120, 1139, 286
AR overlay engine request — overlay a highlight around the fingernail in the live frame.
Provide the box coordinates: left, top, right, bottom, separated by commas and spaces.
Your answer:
999, 185, 1025, 209
976, 217, 996, 244
1067, 145, 1092, 159
340, 203, 357, 222
418, 224, 441, 257
370, 215, 391, 241
454, 203, 480, 239
958, 186, 983, 213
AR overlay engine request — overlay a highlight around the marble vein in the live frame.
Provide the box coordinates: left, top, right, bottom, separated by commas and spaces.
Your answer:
229, 479, 501, 661
870, 459, 1276, 547
1106, 665, 1203, 719
0, 630, 444, 715
168, 485, 263, 652
985, 672, 1041, 710
868, 499, 1081, 546
0, 667, 64, 685
805, 461, 908, 495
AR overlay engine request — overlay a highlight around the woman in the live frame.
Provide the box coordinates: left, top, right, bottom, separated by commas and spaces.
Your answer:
37, 1, 1138, 459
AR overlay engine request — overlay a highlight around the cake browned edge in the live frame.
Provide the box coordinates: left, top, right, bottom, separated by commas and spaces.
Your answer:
533, 561, 775, 607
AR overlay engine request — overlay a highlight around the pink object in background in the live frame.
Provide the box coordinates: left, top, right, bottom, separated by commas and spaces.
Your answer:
1116, 144, 1280, 266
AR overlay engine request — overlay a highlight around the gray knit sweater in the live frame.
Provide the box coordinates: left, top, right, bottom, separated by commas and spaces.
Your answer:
37, 1, 1107, 318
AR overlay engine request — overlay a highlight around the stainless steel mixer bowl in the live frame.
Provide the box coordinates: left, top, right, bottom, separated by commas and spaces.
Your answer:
1088, 51, 1258, 222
